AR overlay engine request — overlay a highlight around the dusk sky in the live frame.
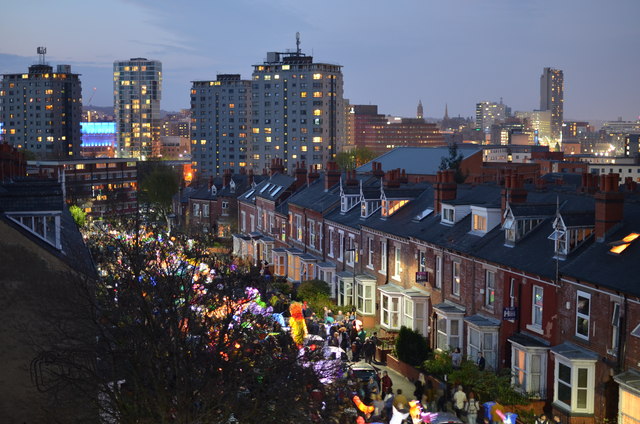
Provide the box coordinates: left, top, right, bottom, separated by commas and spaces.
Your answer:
1, 0, 638, 123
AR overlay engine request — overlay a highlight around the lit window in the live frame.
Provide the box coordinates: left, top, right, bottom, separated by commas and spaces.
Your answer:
485, 270, 495, 307
313, 91, 322, 98
312, 136, 322, 143
313, 109, 322, 116
473, 214, 487, 231
313, 73, 322, 79
452, 262, 460, 296
511, 343, 547, 398
300, 92, 307, 98
252, 128, 260, 134
576, 291, 591, 339
532, 286, 543, 327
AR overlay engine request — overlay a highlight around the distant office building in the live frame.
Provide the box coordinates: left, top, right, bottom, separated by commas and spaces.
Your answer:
563, 121, 592, 141
540, 67, 563, 141
601, 119, 640, 134
0, 48, 82, 159
475, 101, 507, 133
515, 110, 552, 143
190, 74, 251, 178
27, 157, 138, 218
348, 104, 444, 154
160, 110, 191, 138
250, 41, 345, 173
113, 58, 162, 159
80, 122, 116, 158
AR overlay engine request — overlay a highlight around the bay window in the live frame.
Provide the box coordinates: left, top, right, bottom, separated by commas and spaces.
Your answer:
510, 337, 548, 399
465, 319, 498, 371
356, 277, 376, 315
380, 289, 401, 330
434, 304, 464, 351
552, 344, 597, 414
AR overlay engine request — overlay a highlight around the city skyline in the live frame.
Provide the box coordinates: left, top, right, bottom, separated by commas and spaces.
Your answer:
1, 0, 639, 122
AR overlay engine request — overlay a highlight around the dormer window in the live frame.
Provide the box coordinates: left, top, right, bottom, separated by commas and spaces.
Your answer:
341, 194, 360, 213
381, 199, 408, 217
7, 212, 62, 250
549, 214, 594, 259
442, 206, 455, 224
361, 199, 381, 218
473, 214, 487, 232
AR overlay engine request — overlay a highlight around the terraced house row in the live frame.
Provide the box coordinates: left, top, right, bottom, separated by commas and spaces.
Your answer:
233, 148, 640, 424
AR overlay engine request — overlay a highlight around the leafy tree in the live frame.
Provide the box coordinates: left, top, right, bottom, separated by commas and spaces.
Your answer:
423, 351, 529, 407
69, 204, 87, 227
296, 279, 333, 314
36, 223, 345, 423
138, 163, 180, 226
336, 147, 377, 170
394, 326, 430, 367
438, 142, 467, 183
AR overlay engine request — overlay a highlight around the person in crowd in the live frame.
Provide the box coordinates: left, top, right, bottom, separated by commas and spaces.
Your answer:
453, 385, 467, 419
476, 352, 486, 371
535, 414, 550, 424
363, 338, 375, 364
413, 378, 424, 403
451, 347, 462, 369
465, 391, 480, 424
381, 371, 393, 395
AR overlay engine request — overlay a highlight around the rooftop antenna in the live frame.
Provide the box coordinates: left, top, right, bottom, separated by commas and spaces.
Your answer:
296, 32, 301, 55
37, 46, 47, 65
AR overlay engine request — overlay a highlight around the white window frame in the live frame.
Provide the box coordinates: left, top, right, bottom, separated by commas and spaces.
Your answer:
435, 255, 442, 289
308, 219, 315, 248
473, 213, 487, 232
467, 326, 498, 371
380, 240, 387, 274
240, 210, 246, 232
249, 214, 255, 232
485, 270, 495, 308
328, 227, 335, 257
435, 313, 463, 351
404, 296, 429, 336
295, 214, 302, 241
337, 276, 353, 307
530, 285, 543, 331
610, 303, 621, 356
356, 279, 376, 315
553, 357, 596, 414
576, 290, 591, 340
452, 261, 461, 297
392, 246, 402, 281
338, 231, 344, 262
367, 238, 374, 269
619, 387, 640, 424
346, 235, 355, 267
419, 250, 426, 272
380, 292, 401, 330
511, 344, 547, 399
442, 206, 455, 224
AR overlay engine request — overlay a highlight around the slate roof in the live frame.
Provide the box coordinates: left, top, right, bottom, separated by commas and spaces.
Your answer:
238, 173, 296, 204
560, 202, 640, 297
287, 175, 342, 213
357, 145, 481, 175
0, 180, 97, 279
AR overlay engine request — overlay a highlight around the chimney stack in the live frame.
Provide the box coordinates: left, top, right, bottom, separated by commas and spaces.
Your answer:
270, 158, 285, 176
435, 169, 457, 214
223, 169, 232, 188
294, 161, 307, 189
307, 164, 320, 186
595, 173, 623, 241
248, 168, 254, 186
384, 169, 401, 189
325, 161, 341, 191
372, 161, 385, 178
346, 169, 358, 186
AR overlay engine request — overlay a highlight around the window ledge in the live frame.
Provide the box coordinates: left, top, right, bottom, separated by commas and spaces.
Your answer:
526, 324, 544, 335
366, 264, 374, 270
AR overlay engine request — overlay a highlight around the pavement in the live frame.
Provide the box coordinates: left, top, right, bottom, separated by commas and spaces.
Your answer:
349, 359, 417, 400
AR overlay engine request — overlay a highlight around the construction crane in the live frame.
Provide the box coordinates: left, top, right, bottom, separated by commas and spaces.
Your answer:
86, 87, 97, 122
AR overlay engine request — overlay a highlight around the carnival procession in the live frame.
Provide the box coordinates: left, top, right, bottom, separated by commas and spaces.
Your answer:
80, 220, 526, 424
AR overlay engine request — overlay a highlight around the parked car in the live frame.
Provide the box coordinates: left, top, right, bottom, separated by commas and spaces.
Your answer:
430, 412, 464, 424
348, 361, 379, 384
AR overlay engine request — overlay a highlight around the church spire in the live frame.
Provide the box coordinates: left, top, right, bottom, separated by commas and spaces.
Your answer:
417, 100, 424, 120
